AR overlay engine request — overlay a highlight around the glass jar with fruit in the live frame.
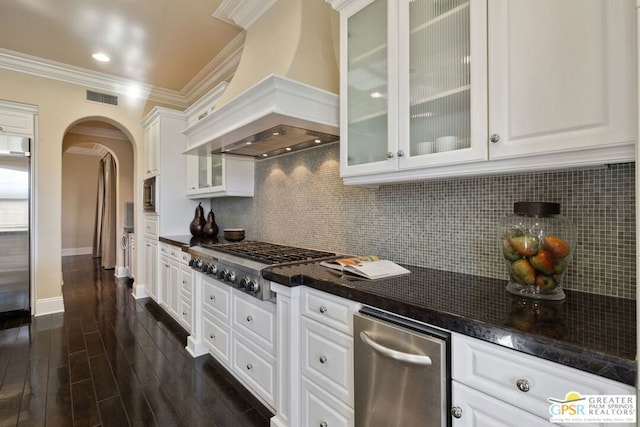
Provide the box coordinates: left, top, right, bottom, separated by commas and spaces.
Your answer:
499, 202, 576, 300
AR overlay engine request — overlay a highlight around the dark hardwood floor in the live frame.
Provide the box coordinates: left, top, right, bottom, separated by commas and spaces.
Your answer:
0, 255, 273, 426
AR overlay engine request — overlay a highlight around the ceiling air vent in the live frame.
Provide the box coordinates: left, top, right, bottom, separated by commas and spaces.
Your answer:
86, 90, 118, 106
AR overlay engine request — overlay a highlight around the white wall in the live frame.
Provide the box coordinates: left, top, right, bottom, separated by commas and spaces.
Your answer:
0, 67, 150, 314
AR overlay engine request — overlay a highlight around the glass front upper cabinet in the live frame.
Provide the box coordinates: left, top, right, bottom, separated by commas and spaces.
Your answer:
341, 0, 486, 177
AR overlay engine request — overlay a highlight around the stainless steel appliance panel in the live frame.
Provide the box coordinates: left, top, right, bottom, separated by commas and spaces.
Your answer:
0, 137, 30, 313
354, 308, 450, 427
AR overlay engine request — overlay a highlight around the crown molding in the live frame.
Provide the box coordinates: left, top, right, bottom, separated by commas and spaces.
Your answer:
65, 144, 109, 157
182, 32, 245, 104
213, 0, 278, 29
0, 48, 188, 108
67, 125, 129, 141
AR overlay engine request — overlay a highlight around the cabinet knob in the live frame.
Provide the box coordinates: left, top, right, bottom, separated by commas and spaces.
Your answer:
516, 378, 530, 392
319, 355, 328, 364
210, 333, 215, 339
182, 312, 186, 316
246, 363, 253, 370
489, 133, 500, 143
319, 305, 328, 314
386, 151, 394, 158
246, 315, 253, 322
451, 406, 463, 419
397, 150, 405, 157
209, 295, 215, 301
320, 422, 328, 427
0, 126, 3, 131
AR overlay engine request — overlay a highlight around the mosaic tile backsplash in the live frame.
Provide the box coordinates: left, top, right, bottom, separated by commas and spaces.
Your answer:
209, 144, 636, 299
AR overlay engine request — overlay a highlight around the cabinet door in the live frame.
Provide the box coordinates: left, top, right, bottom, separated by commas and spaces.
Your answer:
340, 0, 397, 176
145, 239, 158, 300
144, 118, 159, 177
452, 381, 551, 427
160, 256, 170, 308
169, 261, 180, 317
398, 0, 488, 169
488, 0, 636, 160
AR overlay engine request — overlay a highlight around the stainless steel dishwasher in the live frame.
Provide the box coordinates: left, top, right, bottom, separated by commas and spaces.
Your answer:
354, 307, 451, 427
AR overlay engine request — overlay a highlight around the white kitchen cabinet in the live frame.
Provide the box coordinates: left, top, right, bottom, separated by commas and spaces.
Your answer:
185, 153, 255, 198
329, 0, 636, 185
330, 0, 488, 180
298, 288, 358, 426
179, 262, 193, 332
231, 290, 277, 409
143, 117, 159, 178
452, 381, 552, 426
488, 0, 636, 161
452, 334, 636, 427
159, 253, 170, 308
143, 238, 158, 301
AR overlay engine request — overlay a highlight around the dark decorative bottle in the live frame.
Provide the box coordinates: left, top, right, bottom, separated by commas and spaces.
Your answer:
203, 209, 219, 238
189, 203, 206, 236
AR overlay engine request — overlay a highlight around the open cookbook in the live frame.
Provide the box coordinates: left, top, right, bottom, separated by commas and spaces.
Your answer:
319, 256, 410, 280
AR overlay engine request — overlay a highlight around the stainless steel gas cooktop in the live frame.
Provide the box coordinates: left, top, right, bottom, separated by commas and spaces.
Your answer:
189, 241, 339, 302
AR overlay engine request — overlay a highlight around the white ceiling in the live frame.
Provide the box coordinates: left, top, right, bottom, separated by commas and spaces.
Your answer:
0, 0, 244, 95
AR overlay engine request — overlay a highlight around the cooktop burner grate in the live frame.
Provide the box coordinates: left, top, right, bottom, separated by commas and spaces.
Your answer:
200, 241, 337, 265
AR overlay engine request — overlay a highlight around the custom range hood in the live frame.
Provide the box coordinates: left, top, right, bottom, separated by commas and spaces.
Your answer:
183, 0, 340, 159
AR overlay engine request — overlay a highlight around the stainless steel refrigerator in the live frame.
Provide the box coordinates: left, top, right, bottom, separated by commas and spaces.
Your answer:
0, 135, 30, 313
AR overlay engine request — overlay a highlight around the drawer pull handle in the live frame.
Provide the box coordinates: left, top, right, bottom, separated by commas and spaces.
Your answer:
319, 355, 328, 364
451, 406, 463, 419
360, 331, 432, 365
246, 315, 253, 322
210, 334, 215, 339
246, 363, 253, 370
319, 305, 327, 314
320, 422, 328, 427
516, 379, 530, 392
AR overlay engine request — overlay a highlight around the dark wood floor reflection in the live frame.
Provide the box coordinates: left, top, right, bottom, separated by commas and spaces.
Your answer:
0, 255, 272, 426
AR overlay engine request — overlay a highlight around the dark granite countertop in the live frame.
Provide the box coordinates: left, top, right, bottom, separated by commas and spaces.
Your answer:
263, 262, 637, 386
159, 235, 221, 251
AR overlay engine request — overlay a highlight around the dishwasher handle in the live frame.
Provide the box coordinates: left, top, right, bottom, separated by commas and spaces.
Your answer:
359, 331, 432, 366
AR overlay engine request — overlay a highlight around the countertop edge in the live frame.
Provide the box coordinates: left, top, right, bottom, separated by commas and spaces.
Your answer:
262, 269, 637, 386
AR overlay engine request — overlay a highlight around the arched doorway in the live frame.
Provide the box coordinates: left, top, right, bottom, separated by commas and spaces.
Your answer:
61, 119, 134, 277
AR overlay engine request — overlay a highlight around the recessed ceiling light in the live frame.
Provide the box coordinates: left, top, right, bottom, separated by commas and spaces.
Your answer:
92, 53, 110, 63
285, 147, 292, 151
262, 153, 268, 157
314, 139, 321, 143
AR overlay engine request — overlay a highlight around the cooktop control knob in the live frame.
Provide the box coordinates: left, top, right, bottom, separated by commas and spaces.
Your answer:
208, 264, 218, 275
201, 263, 208, 273
246, 280, 259, 294
217, 270, 227, 280
226, 271, 236, 283
238, 277, 249, 289
188, 259, 195, 267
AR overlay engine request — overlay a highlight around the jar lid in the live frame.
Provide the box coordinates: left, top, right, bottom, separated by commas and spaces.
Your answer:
513, 202, 560, 216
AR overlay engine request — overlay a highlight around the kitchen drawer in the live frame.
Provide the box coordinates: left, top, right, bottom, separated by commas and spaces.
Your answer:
302, 287, 359, 335
452, 381, 551, 427
0, 109, 34, 136
143, 215, 158, 238
203, 315, 231, 366
179, 299, 192, 332
202, 276, 231, 323
232, 291, 276, 354
180, 267, 192, 296
232, 334, 276, 409
301, 317, 353, 406
179, 251, 191, 265
452, 334, 636, 420
159, 243, 171, 258
301, 378, 354, 427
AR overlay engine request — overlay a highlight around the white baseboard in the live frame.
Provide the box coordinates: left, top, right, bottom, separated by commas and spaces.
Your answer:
131, 284, 149, 299
186, 336, 209, 358
61, 247, 93, 256
34, 296, 65, 316
114, 266, 132, 278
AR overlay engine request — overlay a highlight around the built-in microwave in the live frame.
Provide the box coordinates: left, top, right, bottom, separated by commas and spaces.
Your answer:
143, 177, 156, 212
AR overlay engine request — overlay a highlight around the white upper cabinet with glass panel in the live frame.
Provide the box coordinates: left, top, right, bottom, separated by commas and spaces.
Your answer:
185, 152, 254, 199
328, 0, 636, 185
